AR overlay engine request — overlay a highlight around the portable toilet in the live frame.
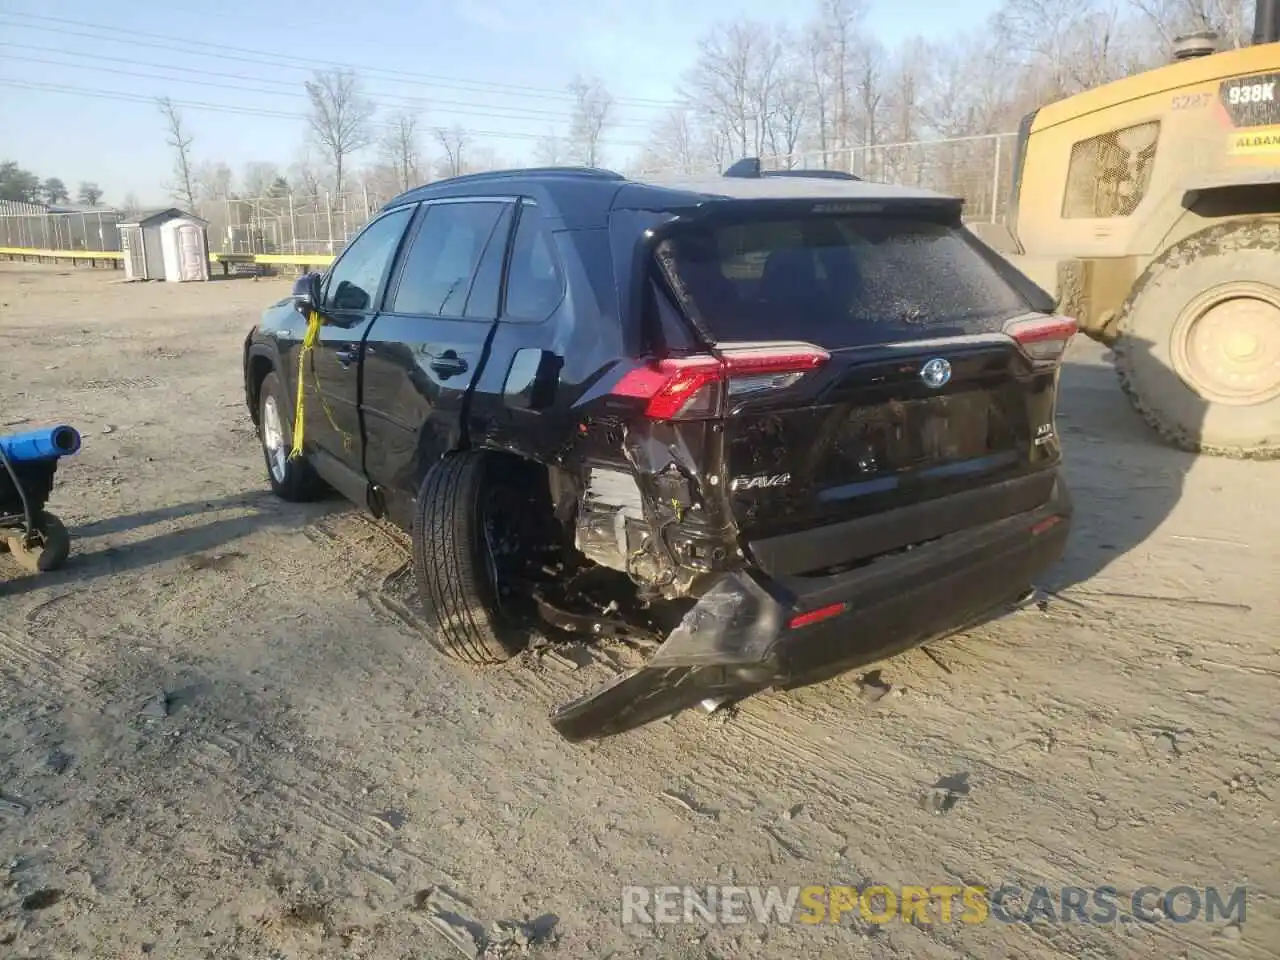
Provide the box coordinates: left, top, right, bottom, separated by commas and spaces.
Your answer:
116, 208, 208, 281
160, 215, 210, 282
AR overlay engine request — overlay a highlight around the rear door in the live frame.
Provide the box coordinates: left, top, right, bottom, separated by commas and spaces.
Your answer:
361, 198, 515, 522
652, 209, 1070, 556
306, 205, 415, 465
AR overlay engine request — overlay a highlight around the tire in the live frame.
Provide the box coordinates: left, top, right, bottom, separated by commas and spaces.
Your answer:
1113, 219, 1280, 458
412, 452, 534, 666
4, 512, 70, 573
257, 370, 321, 501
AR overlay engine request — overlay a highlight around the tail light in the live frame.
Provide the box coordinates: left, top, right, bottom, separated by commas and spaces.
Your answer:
1004, 315, 1078, 364
611, 342, 830, 421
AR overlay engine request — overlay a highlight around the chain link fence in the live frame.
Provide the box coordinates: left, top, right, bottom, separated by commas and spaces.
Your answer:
0, 201, 125, 251
196, 188, 397, 256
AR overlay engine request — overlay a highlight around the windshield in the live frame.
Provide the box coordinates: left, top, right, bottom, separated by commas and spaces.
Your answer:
655, 214, 1032, 348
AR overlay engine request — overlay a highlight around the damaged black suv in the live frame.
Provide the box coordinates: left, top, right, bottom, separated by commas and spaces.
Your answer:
243, 160, 1074, 741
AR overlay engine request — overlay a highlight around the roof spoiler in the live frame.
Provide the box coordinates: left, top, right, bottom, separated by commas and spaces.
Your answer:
722, 158, 863, 181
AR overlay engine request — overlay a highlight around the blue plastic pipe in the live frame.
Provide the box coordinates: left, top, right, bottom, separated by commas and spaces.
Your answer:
0, 425, 82, 462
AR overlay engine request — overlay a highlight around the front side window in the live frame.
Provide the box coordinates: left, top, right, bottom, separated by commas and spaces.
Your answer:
321, 207, 413, 312
391, 202, 509, 318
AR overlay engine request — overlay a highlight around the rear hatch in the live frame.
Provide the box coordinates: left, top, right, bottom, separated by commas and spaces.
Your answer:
647, 204, 1073, 575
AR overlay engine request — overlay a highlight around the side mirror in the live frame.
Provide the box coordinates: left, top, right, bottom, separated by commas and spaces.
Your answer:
291, 272, 321, 314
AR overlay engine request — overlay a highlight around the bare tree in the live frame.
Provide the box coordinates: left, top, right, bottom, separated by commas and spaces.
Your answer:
288, 151, 323, 204
466, 145, 507, 173
633, 0, 1200, 198
994, 0, 1098, 100
157, 96, 198, 210
242, 162, 283, 199
810, 0, 866, 156
534, 132, 567, 166
195, 161, 234, 201
567, 76, 615, 167
359, 163, 402, 200
381, 110, 423, 191
121, 191, 142, 217
304, 68, 376, 196
766, 55, 809, 166
1127, 0, 1252, 50
684, 20, 784, 160
433, 125, 469, 178
647, 107, 704, 174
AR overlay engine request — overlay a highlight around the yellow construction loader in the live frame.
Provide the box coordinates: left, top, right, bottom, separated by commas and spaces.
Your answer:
973, 1, 1280, 457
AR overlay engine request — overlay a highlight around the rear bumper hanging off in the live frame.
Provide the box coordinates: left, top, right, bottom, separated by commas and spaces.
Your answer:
549, 479, 1072, 741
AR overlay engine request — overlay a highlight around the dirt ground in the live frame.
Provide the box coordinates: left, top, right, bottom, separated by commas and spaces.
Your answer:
0, 261, 1275, 960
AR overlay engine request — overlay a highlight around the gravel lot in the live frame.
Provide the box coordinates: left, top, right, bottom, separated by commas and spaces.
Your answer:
1, 261, 1276, 959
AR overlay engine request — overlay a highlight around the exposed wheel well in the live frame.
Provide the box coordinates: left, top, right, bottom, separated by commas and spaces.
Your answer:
246, 354, 274, 426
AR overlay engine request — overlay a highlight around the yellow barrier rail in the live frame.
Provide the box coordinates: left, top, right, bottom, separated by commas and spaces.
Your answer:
0, 246, 335, 271
0, 246, 123, 261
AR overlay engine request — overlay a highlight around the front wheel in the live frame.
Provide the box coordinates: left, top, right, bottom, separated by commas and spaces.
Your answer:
1114, 220, 1280, 457
257, 371, 321, 501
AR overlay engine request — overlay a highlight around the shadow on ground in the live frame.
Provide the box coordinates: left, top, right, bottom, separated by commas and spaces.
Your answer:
1044, 338, 1202, 594
0, 489, 343, 596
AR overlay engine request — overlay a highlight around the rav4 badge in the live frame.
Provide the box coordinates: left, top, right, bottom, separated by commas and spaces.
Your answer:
731, 472, 792, 492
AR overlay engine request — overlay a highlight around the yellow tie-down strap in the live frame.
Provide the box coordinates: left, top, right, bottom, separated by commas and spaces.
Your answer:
289, 309, 356, 459
290, 309, 323, 460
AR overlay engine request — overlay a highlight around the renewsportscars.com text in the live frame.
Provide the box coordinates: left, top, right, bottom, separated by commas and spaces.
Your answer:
621, 884, 1247, 927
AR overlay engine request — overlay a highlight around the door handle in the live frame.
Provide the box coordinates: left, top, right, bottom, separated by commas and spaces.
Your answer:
428, 352, 468, 377
335, 347, 358, 367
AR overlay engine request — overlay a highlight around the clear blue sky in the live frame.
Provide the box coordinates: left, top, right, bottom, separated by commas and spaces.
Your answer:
0, 0, 998, 204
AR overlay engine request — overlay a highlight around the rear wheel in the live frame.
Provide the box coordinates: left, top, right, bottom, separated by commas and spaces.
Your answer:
1114, 220, 1280, 457
412, 452, 548, 666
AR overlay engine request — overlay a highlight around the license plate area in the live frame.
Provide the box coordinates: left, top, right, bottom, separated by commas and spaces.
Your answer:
826, 392, 1010, 478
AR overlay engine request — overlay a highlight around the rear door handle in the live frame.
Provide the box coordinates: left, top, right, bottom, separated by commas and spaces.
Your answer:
429, 352, 468, 377
335, 347, 358, 367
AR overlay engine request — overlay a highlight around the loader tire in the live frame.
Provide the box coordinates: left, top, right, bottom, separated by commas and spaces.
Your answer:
1113, 220, 1280, 458
412, 452, 533, 666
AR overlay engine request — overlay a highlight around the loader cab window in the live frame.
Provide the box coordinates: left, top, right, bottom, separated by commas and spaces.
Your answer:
1061, 121, 1160, 219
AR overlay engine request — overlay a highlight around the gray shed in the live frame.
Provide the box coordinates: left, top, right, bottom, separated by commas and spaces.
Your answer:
117, 208, 209, 281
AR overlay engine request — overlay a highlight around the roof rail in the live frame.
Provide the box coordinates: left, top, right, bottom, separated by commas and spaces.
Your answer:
722, 157, 862, 181
436, 166, 625, 185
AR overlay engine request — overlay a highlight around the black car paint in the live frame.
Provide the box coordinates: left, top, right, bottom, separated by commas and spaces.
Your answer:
243, 168, 1073, 740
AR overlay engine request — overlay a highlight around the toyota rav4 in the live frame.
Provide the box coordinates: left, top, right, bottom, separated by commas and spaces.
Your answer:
242, 160, 1075, 741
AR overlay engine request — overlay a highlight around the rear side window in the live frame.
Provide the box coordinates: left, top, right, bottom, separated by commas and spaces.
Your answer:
392, 201, 509, 318
503, 203, 564, 321
655, 215, 1032, 348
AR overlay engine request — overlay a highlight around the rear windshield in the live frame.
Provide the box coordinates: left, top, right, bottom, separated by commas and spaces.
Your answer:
654, 215, 1031, 348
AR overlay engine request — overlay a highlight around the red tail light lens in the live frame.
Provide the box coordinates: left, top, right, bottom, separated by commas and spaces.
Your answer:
1004, 315, 1078, 363
612, 342, 830, 421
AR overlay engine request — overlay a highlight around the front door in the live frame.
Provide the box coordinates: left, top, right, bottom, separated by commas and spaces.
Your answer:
304, 206, 414, 466
361, 199, 515, 525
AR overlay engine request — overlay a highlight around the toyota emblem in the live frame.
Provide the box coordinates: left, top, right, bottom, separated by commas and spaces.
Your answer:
920, 358, 952, 389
